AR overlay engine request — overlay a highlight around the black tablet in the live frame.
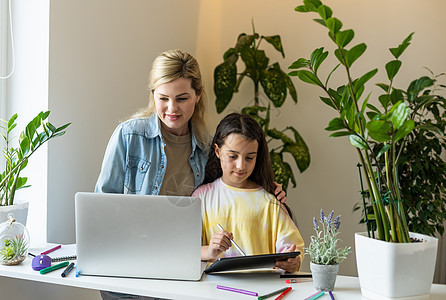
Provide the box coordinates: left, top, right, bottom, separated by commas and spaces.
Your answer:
204, 251, 301, 274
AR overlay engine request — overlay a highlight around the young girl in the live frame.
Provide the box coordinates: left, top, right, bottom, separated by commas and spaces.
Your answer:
192, 113, 304, 273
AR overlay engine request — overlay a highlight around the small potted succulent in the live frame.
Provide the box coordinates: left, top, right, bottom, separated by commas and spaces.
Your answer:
306, 209, 350, 291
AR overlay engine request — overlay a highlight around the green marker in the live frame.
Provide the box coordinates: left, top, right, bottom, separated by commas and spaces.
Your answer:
40, 261, 69, 274
258, 287, 289, 300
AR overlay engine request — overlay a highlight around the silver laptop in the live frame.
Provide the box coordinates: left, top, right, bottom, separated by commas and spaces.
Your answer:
75, 192, 203, 281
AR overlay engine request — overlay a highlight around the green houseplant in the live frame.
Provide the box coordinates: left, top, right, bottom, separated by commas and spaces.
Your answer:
289, 0, 439, 298
1, 111, 70, 206
306, 210, 350, 291
213, 23, 310, 190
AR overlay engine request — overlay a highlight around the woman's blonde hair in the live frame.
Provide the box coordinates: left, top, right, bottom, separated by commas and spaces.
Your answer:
131, 49, 210, 148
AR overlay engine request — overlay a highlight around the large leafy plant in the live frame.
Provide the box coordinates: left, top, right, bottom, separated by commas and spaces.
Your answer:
287, 0, 444, 243
357, 70, 446, 237
1, 111, 70, 206
214, 24, 310, 190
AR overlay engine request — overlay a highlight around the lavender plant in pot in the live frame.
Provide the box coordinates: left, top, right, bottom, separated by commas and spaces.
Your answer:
306, 210, 350, 292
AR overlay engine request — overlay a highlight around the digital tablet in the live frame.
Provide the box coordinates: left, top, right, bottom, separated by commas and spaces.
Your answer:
204, 251, 301, 274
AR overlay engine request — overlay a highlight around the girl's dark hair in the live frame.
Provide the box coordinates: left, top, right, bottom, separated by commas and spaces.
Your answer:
203, 113, 276, 195
203, 112, 294, 219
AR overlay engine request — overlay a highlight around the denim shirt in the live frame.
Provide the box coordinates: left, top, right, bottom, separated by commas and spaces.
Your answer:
95, 114, 208, 195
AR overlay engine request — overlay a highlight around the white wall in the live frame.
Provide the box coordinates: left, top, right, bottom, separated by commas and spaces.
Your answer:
47, 0, 201, 244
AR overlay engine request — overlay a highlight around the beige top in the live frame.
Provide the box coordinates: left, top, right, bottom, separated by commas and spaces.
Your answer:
159, 126, 195, 196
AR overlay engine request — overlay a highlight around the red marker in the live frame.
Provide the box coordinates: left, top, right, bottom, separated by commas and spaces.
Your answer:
274, 287, 292, 300
286, 279, 300, 283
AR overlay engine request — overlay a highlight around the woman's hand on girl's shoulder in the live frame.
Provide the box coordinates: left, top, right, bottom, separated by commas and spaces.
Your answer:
274, 182, 287, 203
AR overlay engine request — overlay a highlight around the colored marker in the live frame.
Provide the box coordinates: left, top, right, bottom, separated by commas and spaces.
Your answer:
61, 262, 75, 277
41, 245, 61, 255
258, 287, 289, 300
329, 291, 335, 300
40, 261, 69, 274
274, 287, 292, 300
217, 285, 258, 296
217, 224, 246, 256
285, 279, 300, 283
304, 290, 325, 300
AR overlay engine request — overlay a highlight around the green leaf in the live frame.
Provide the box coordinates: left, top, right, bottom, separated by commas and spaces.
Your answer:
295, 5, 311, 12
318, 5, 332, 19
329, 131, 352, 137
395, 119, 415, 142
346, 43, 366, 67
223, 48, 238, 63
47, 122, 56, 133
389, 32, 414, 59
349, 134, 367, 149
354, 69, 378, 93
260, 67, 287, 107
390, 88, 404, 105
376, 83, 390, 93
284, 126, 310, 172
284, 75, 298, 103
214, 61, 237, 113
55, 123, 71, 133
385, 60, 402, 81
263, 35, 285, 58
303, 0, 322, 12
390, 102, 409, 129
235, 34, 255, 52
336, 29, 354, 48
320, 96, 336, 109
288, 58, 309, 70
376, 144, 391, 159
270, 151, 294, 191
334, 48, 347, 66
367, 120, 392, 142
19, 136, 30, 157
7, 114, 18, 129
407, 76, 435, 101
310, 47, 328, 74
313, 19, 326, 27
325, 117, 346, 131
326, 17, 343, 33
379, 94, 391, 109
295, 70, 324, 87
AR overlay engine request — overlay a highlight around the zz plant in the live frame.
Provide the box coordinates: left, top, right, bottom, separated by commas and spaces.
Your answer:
214, 23, 310, 190
288, 0, 445, 242
1, 111, 70, 206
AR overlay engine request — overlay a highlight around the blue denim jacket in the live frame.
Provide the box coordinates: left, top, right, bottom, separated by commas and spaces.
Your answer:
95, 114, 208, 195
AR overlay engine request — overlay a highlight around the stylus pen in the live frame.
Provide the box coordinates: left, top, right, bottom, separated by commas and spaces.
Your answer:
217, 224, 246, 256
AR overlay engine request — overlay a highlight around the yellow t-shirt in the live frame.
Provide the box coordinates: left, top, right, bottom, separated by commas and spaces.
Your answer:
192, 178, 304, 263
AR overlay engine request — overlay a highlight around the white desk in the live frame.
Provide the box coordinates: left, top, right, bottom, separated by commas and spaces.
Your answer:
1, 255, 446, 299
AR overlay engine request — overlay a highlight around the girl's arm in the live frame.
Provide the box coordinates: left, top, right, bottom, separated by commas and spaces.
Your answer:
201, 230, 233, 261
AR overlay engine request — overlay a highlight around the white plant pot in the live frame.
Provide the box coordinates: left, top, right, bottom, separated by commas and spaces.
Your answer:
355, 232, 438, 300
0, 202, 29, 226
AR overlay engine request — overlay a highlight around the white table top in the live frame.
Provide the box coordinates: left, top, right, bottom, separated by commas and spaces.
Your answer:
1, 250, 445, 299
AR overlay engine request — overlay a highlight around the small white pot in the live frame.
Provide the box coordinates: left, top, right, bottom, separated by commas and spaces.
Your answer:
355, 232, 438, 300
310, 262, 339, 291
0, 202, 29, 225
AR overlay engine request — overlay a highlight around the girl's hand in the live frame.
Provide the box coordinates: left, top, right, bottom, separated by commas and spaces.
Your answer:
274, 182, 287, 203
275, 244, 301, 273
201, 230, 233, 261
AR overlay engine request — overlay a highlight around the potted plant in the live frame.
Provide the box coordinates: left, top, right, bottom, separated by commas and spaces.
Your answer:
0, 111, 70, 224
288, 0, 439, 298
306, 209, 350, 291
213, 22, 310, 191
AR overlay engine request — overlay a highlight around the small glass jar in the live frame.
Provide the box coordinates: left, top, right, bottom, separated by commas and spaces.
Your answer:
0, 213, 30, 265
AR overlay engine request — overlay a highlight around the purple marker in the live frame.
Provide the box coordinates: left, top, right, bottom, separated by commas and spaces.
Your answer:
217, 285, 258, 296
